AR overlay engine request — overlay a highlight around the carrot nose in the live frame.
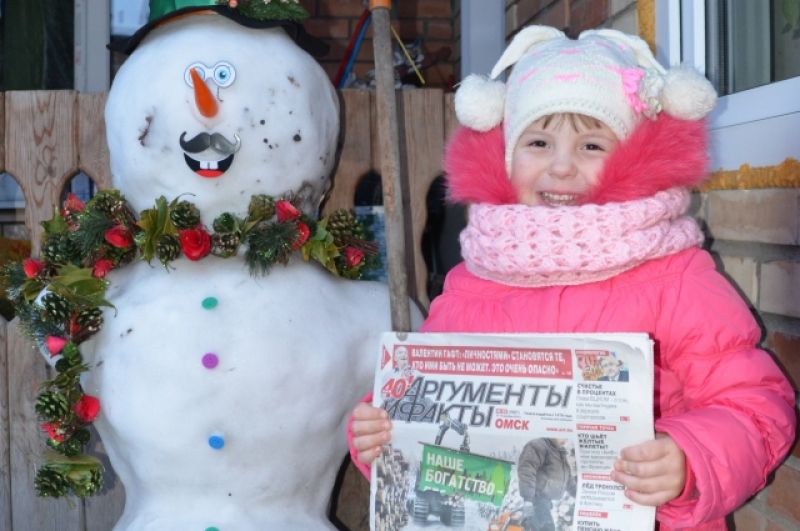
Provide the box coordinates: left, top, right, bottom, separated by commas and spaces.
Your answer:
190, 68, 218, 118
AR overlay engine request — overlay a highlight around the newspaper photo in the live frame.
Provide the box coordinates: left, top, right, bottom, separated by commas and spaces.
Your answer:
369, 332, 655, 531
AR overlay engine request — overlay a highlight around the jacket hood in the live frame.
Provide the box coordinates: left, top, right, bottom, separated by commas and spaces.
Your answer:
443, 113, 709, 206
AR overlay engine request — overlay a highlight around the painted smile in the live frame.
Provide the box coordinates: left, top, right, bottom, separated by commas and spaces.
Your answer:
183, 153, 235, 178
179, 131, 240, 179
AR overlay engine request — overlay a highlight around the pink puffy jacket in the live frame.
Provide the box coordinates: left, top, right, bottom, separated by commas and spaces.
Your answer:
422, 249, 795, 530
432, 117, 796, 529
348, 116, 796, 530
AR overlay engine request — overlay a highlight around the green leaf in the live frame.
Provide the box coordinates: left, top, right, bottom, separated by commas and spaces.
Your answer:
137, 196, 173, 263
48, 265, 112, 309
41, 209, 68, 236
21, 278, 46, 302
302, 239, 339, 275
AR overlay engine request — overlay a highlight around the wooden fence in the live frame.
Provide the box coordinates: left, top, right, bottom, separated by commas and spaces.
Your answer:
0, 89, 456, 531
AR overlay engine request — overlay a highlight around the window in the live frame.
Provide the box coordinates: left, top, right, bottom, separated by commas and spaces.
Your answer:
657, 0, 800, 170
706, 0, 800, 95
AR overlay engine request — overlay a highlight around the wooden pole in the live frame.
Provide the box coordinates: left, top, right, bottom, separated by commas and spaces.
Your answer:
369, 0, 411, 332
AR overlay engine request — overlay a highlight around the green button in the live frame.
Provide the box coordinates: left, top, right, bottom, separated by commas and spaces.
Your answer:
201, 297, 218, 310
205, 527, 219, 531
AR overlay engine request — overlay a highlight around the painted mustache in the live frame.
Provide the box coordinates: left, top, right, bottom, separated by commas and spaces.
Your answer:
179, 131, 241, 155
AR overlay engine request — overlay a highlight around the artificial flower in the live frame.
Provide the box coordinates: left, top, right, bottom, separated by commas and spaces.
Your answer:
179, 228, 212, 260
92, 259, 114, 278
344, 246, 365, 268
41, 421, 65, 443
69, 316, 82, 337
45, 336, 67, 357
104, 225, 133, 248
23, 258, 44, 278
292, 222, 310, 249
276, 200, 300, 222
73, 395, 101, 423
62, 193, 86, 216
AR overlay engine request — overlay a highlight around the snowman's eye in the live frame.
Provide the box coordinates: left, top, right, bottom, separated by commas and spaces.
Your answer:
184, 63, 209, 87
213, 62, 236, 87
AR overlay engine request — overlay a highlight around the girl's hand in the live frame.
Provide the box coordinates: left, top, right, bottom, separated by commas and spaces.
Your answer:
351, 403, 392, 466
610, 433, 686, 506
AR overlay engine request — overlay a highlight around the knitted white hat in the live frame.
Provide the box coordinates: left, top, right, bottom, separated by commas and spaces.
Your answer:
454, 26, 717, 173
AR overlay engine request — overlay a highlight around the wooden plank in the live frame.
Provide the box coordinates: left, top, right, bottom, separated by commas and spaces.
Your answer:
77, 92, 112, 190
444, 93, 458, 141
83, 435, 125, 531
6, 91, 82, 529
370, 91, 381, 175
8, 321, 83, 530
0, 320, 11, 531
5, 91, 79, 255
323, 90, 374, 215
400, 89, 445, 310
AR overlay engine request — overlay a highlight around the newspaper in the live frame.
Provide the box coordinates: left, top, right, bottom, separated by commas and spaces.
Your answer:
369, 332, 655, 531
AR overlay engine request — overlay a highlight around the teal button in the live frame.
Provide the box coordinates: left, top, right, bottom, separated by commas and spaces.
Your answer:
201, 297, 218, 310
205, 527, 220, 531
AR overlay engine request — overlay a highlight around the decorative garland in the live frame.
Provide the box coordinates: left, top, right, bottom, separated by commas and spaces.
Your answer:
2, 190, 377, 498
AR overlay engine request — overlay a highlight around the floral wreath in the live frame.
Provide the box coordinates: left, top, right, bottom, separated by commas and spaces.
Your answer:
2, 190, 378, 498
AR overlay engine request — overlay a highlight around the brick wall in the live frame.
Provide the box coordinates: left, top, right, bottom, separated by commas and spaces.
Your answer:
300, 0, 458, 88
695, 189, 800, 530
504, 0, 637, 38
505, 0, 610, 38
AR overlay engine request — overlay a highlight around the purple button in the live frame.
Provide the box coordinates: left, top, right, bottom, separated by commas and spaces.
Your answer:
202, 353, 219, 369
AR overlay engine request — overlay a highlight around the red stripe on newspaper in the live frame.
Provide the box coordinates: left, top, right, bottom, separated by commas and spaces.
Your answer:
576, 424, 617, 431
403, 344, 573, 378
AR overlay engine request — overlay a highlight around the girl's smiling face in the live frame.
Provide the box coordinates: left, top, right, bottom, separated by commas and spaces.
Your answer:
510, 114, 619, 207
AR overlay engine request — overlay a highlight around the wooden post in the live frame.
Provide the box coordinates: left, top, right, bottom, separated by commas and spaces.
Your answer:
369, 0, 411, 332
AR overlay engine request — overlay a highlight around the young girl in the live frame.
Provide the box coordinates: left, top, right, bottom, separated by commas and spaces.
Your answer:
349, 26, 796, 530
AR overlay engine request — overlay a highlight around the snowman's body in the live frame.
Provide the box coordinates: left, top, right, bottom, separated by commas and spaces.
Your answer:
76, 12, 401, 530
82, 258, 390, 530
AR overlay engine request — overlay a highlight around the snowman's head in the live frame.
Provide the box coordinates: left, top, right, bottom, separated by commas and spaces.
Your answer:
105, 14, 339, 221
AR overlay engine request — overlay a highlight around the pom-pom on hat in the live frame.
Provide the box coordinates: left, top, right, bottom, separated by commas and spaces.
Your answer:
454, 26, 717, 173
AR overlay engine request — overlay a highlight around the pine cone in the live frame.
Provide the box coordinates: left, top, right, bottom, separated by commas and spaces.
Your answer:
327, 209, 356, 245
170, 201, 201, 229
88, 192, 119, 216
35, 391, 70, 421
156, 234, 181, 264
68, 464, 104, 498
212, 213, 237, 233
212, 232, 241, 258
42, 234, 79, 265
35, 467, 70, 497
42, 292, 73, 323
47, 434, 82, 457
76, 307, 103, 334
248, 194, 275, 221
89, 191, 132, 224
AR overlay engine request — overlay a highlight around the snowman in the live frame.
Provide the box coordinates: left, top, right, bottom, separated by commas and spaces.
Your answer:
67, 2, 399, 529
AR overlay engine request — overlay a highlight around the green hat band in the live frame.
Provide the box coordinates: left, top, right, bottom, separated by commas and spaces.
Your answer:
148, 0, 308, 23
150, 0, 218, 21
